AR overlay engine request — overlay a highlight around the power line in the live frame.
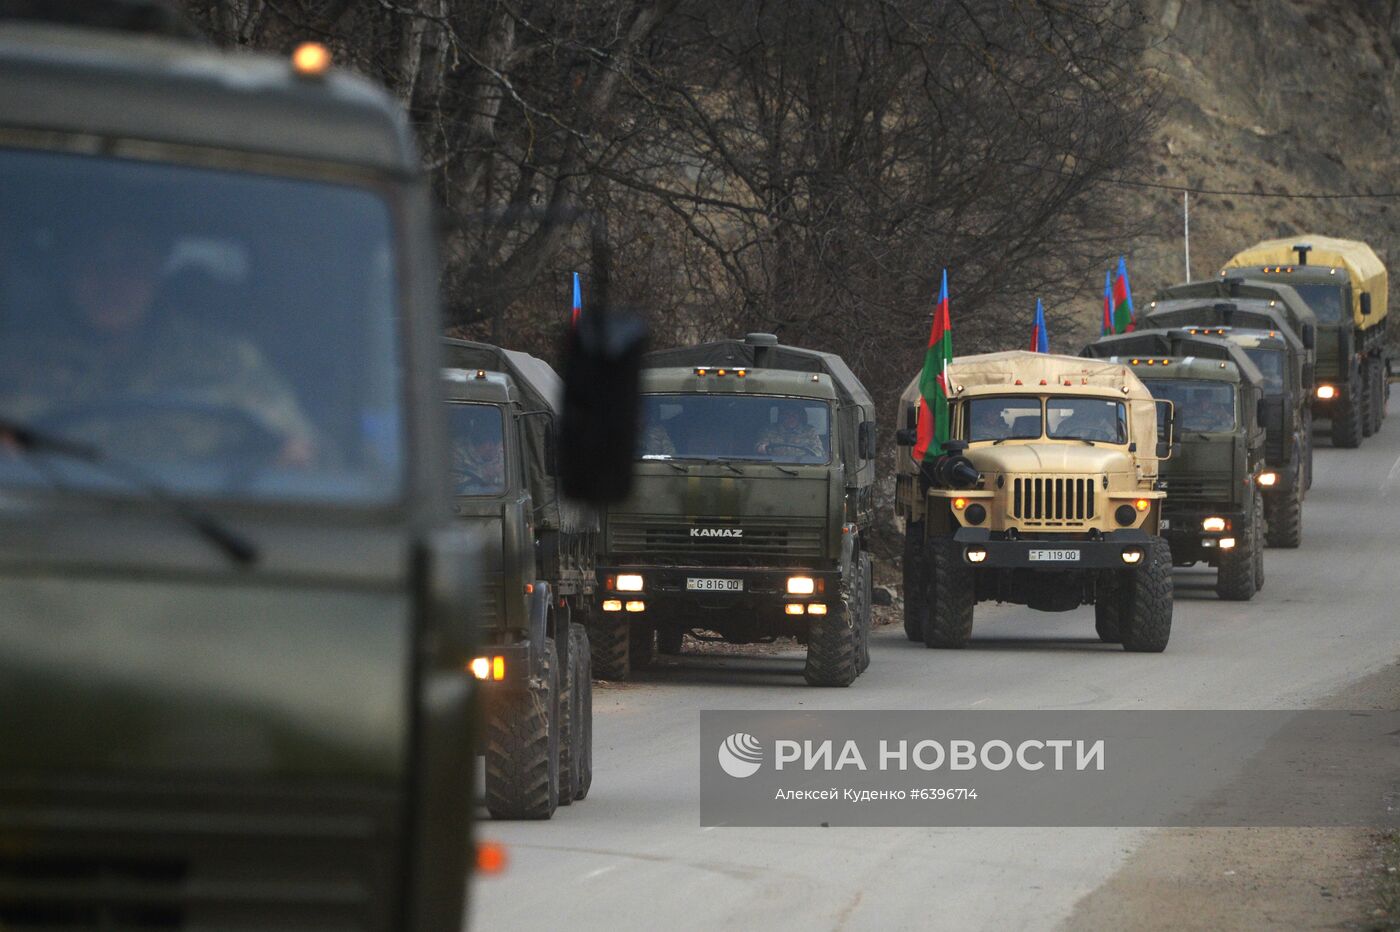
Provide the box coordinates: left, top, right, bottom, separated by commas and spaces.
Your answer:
1022, 160, 1400, 199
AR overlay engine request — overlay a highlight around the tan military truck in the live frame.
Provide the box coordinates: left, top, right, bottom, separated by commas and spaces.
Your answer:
895, 352, 1174, 652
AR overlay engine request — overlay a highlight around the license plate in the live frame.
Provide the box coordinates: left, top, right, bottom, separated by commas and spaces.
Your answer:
1029, 548, 1080, 562
687, 577, 743, 592
1159, 519, 1171, 530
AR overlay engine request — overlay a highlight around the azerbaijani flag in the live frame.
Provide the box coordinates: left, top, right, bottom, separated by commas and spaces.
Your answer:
1030, 298, 1048, 353
1111, 256, 1135, 333
570, 271, 583, 328
913, 269, 954, 463
1101, 269, 1113, 336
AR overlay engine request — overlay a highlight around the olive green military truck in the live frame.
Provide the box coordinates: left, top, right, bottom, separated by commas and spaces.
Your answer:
441, 340, 599, 820
895, 352, 1174, 652
1084, 332, 1269, 600
0, 16, 480, 929
1223, 237, 1389, 447
591, 333, 878, 687
1139, 299, 1313, 546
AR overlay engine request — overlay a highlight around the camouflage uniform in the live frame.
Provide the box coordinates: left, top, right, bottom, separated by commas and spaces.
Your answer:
452, 440, 505, 493
640, 422, 677, 456
0, 316, 316, 461
757, 420, 823, 457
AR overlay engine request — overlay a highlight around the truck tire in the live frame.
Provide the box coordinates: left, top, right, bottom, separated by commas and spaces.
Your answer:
1215, 495, 1259, 601
1333, 381, 1364, 448
923, 539, 974, 649
857, 551, 873, 673
484, 638, 560, 820
558, 622, 591, 805
1303, 409, 1314, 490
1264, 481, 1302, 549
902, 523, 927, 642
804, 599, 858, 687
629, 623, 656, 671
1369, 358, 1385, 433
656, 625, 684, 655
1252, 490, 1265, 591
1119, 538, 1172, 653
1094, 575, 1122, 643
1361, 360, 1377, 438
589, 615, 630, 681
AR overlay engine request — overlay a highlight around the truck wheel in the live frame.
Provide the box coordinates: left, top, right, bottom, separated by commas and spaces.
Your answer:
1361, 361, 1377, 438
589, 615, 630, 681
902, 523, 927, 642
558, 622, 590, 805
1333, 382, 1364, 448
484, 638, 560, 820
568, 623, 593, 801
856, 551, 873, 673
923, 539, 974, 649
1304, 410, 1314, 490
1215, 498, 1259, 601
629, 623, 656, 671
1264, 482, 1302, 549
1094, 575, 1122, 643
1370, 359, 1386, 433
656, 626, 684, 655
1119, 538, 1172, 653
1252, 491, 1265, 590
804, 599, 858, 686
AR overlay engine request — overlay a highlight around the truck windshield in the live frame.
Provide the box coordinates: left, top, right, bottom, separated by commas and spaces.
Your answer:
639, 394, 831, 464
1141, 380, 1236, 432
1243, 347, 1285, 393
1291, 283, 1346, 324
1046, 398, 1128, 443
966, 397, 1042, 442
0, 147, 403, 504
446, 403, 506, 496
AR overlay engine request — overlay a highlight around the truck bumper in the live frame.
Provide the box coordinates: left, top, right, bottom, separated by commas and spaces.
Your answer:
596, 565, 841, 616
951, 528, 1155, 570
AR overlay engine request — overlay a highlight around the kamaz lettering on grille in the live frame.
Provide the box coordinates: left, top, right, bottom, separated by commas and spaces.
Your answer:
691, 528, 743, 538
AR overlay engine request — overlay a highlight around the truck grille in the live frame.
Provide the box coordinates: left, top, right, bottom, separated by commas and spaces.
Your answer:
1160, 477, 1233, 506
1011, 476, 1097, 526
609, 516, 824, 564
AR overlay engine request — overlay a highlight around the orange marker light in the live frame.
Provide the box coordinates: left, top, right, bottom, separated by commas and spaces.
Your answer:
1134, 498, 1149, 512
476, 841, 508, 874
492, 656, 506, 680
953, 498, 968, 509
291, 42, 331, 77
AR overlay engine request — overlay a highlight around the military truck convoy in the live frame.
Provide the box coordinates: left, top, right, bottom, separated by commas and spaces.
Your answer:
589, 334, 878, 687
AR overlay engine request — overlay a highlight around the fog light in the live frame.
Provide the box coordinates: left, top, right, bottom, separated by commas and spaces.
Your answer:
964, 503, 987, 525
1316, 384, 1336, 400
786, 576, 815, 595
785, 603, 806, 615
1202, 516, 1226, 532
1258, 471, 1277, 487
616, 573, 644, 592
602, 599, 622, 612
625, 600, 646, 613
1219, 537, 1236, 550
1115, 504, 1137, 526
1121, 548, 1144, 565
807, 603, 827, 615
966, 548, 988, 563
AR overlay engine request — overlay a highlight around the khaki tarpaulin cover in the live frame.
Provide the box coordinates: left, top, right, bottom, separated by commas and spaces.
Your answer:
1223, 236, 1387, 328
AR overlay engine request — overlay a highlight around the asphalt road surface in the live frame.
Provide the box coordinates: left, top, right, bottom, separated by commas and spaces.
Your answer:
471, 397, 1400, 931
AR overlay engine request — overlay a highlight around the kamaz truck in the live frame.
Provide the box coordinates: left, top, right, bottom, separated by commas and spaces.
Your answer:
591, 333, 878, 687
1084, 332, 1268, 600
1139, 300, 1312, 546
894, 352, 1174, 652
442, 339, 596, 820
1223, 237, 1389, 447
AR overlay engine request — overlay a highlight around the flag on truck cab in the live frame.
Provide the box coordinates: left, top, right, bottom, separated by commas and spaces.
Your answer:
1112, 256, 1135, 333
1030, 298, 1048, 353
913, 270, 954, 463
1101, 269, 1113, 336
570, 271, 583, 328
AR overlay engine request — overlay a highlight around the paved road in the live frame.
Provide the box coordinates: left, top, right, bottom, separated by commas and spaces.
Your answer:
471, 398, 1400, 931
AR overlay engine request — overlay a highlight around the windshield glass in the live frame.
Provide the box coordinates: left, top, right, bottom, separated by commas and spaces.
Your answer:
1243, 347, 1285, 393
638, 394, 831, 464
966, 396, 1042, 442
0, 148, 402, 503
1141, 379, 1236, 432
1046, 398, 1128, 443
447, 403, 506, 496
1291, 283, 1346, 324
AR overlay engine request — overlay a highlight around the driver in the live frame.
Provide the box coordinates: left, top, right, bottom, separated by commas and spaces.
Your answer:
756, 406, 822, 457
452, 430, 505, 493
0, 222, 316, 465
1195, 395, 1234, 431
1060, 403, 1120, 442
971, 405, 1010, 441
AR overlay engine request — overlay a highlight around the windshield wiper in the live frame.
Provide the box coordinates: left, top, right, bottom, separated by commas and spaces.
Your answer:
0, 418, 258, 566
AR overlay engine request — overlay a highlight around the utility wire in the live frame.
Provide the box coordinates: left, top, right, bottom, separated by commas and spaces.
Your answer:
1022, 161, 1400, 200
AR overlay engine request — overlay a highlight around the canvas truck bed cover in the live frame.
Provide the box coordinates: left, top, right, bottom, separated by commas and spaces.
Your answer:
645, 340, 874, 413
1223, 236, 1387, 328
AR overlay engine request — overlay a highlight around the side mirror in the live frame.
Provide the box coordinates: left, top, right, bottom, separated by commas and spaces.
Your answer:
1361, 293, 1373, 316
857, 421, 878, 459
904, 402, 919, 430
895, 427, 917, 446
1154, 399, 1175, 459
1302, 323, 1316, 350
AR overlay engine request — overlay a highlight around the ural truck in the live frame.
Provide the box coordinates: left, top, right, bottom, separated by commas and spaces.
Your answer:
442, 339, 596, 819
1139, 302, 1312, 545
1084, 332, 1268, 600
1222, 236, 1389, 446
894, 352, 1174, 652
591, 333, 878, 687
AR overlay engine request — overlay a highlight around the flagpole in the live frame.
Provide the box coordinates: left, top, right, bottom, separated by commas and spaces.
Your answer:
1183, 190, 1191, 283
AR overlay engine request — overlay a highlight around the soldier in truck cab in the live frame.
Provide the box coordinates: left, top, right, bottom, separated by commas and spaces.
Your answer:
756, 405, 823, 458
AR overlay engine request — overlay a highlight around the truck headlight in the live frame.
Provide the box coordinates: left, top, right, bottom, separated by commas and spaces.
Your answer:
1115, 504, 1137, 526
786, 576, 815, 595
469, 656, 506, 681
966, 548, 988, 563
1257, 471, 1277, 487
963, 503, 987, 524
1316, 384, 1336, 400
616, 573, 644, 592
1202, 516, 1227, 532
1219, 537, 1236, 550
1121, 548, 1144, 565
